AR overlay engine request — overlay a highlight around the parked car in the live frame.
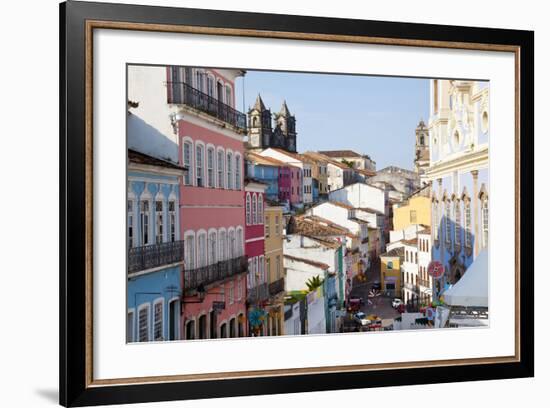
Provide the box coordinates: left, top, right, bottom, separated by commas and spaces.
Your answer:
353, 311, 371, 326
392, 298, 403, 308
347, 297, 363, 312
372, 281, 381, 291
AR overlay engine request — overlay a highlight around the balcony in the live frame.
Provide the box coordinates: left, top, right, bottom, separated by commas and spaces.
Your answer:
184, 255, 248, 292
128, 240, 185, 274
247, 282, 269, 304
404, 282, 420, 293
268, 277, 285, 296
167, 81, 247, 132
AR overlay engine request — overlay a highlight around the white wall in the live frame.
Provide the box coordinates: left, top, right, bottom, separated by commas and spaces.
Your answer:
127, 65, 179, 163
284, 235, 339, 273
329, 183, 385, 214
307, 202, 360, 234
307, 290, 327, 334
284, 258, 327, 292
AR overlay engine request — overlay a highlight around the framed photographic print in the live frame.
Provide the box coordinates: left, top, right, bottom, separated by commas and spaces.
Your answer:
60, 0, 534, 406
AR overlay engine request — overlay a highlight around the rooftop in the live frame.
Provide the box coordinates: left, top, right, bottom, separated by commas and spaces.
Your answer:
290, 215, 356, 238
284, 255, 330, 270
318, 150, 362, 158
381, 247, 405, 258
128, 149, 187, 171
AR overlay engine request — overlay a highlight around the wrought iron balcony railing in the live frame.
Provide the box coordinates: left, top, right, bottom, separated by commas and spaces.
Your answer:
268, 277, 285, 296
128, 240, 185, 274
184, 255, 248, 292
167, 81, 247, 132
247, 282, 269, 304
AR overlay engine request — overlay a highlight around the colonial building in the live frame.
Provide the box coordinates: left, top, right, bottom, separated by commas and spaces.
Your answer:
126, 149, 186, 342
245, 179, 269, 336
414, 119, 430, 176
425, 79, 489, 295
302, 151, 354, 193
264, 203, 286, 336
259, 148, 312, 205
247, 95, 297, 153
318, 149, 376, 172
301, 152, 329, 201
392, 195, 431, 231
164, 66, 249, 340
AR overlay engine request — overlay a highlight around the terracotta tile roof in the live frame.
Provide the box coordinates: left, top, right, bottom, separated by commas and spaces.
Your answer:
128, 149, 187, 171
355, 168, 376, 177
265, 148, 304, 162
284, 254, 330, 270
290, 215, 356, 238
403, 238, 419, 246
296, 234, 342, 249
246, 152, 286, 167
381, 247, 405, 258
318, 150, 362, 158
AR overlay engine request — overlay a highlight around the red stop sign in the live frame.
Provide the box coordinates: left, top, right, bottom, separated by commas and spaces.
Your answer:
428, 261, 445, 279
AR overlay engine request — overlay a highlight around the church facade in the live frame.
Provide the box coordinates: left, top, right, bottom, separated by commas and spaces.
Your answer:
247, 95, 297, 153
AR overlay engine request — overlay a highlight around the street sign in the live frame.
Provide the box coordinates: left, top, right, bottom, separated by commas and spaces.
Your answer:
428, 260, 445, 279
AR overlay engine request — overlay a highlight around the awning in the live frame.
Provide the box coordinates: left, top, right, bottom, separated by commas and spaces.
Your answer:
443, 249, 488, 307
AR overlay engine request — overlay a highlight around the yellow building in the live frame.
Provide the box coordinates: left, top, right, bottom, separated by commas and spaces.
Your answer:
392, 196, 431, 231
380, 247, 404, 297
264, 203, 285, 335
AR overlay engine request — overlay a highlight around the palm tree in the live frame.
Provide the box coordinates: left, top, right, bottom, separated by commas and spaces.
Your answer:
306, 275, 324, 292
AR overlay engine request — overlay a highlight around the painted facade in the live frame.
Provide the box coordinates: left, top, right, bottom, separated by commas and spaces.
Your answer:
393, 196, 432, 231
425, 80, 489, 294
380, 247, 403, 297
168, 66, 249, 340
126, 150, 186, 342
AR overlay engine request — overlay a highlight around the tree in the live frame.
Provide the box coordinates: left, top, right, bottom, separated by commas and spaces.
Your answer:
306, 275, 324, 292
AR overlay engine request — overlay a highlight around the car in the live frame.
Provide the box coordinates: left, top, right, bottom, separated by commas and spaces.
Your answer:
353, 312, 371, 326
392, 298, 403, 308
371, 281, 381, 291
347, 297, 363, 312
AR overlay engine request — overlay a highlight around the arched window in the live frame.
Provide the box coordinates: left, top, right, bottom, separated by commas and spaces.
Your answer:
184, 233, 195, 270
208, 231, 217, 264
464, 196, 472, 249
257, 194, 263, 223
252, 194, 257, 224
219, 230, 227, 261
229, 229, 236, 259
246, 194, 251, 225
235, 155, 241, 190
454, 199, 461, 250
226, 152, 233, 189
217, 149, 224, 188
197, 232, 207, 267
155, 198, 164, 244
481, 193, 489, 248
225, 85, 232, 107
183, 140, 193, 185
195, 144, 204, 187
237, 228, 243, 256
168, 200, 176, 242
207, 147, 215, 188
140, 198, 150, 246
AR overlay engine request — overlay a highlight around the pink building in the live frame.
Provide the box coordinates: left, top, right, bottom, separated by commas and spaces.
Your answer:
169, 66, 249, 340
244, 179, 268, 336
289, 165, 302, 205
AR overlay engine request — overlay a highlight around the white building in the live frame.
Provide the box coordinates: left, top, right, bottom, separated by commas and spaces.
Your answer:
283, 254, 329, 292
283, 301, 302, 335
306, 288, 327, 335
328, 182, 385, 214
259, 148, 313, 204
401, 233, 433, 307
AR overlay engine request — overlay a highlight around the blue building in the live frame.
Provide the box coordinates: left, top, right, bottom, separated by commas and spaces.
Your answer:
425, 80, 489, 299
127, 149, 187, 342
245, 152, 280, 202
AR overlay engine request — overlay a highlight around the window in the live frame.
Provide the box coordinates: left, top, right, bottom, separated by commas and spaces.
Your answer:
237, 228, 243, 256
275, 216, 280, 235
454, 200, 461, 249
208, 231, 217, 264
207, 147, 214, 188
258, 194, 263, 223
252, 194, 257, 224
481, 196, 489, 248
229, 318, 236, 338
387, 261, 393, 270
169, 201, 176, 242
225, 86, 232, 107
195, 70, 203, 91
226, 152, 233, 189
217, 150, 224, 188
229, 230, 236, 259
185, 234, 195, 269
445, 200, 452, 247
246, 194, 251, 225
219, 230, 227, 261
140, 200, 150, 246
196, 145, 204, 187
183, 141, 192, 185
127, 310, 135, 342
265, 215, 270, 237
237, 278, 243, 300
410, 210, 417, 224
276, 255, 281, 279
197, 233, 207, 267
185, 320, 195, 340
127, 200, 133, 248
235, 155, 241, 190
207, 76, 214, 97
464, 199, 472, 248
153, 300, 163, 341
155, 200, 163, 244
138, 304, 150, 342
228, 282, 234, 304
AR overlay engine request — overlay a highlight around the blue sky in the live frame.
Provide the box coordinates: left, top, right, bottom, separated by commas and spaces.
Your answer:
235, 71, 429, 171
